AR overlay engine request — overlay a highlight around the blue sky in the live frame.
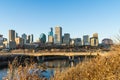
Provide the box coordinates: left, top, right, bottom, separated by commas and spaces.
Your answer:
0, 0, 120, 42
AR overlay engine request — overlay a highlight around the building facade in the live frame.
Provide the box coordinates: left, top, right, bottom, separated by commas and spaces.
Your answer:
102, 38, 113, 45
63, 33, 70, 45
27, 35, 30, 43
15, 37, 24, 47
22, 33, 27, 44
54, 26, 62, 45
93, 33, 98, 38
48, 27, 53, 36
9, 30, 15, 41
90, 37, 99, 46
74, 38, 82, 46
48, 36, 54, 43
83, 35, 90, 46
48, 27, 54, 43
0, 34, 3, 45
15, 32, 18, 38
40, 33, 46, 43
30, 34, 34, 43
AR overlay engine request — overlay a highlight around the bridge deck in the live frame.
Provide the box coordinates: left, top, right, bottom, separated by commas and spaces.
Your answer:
0, 52, 107, 57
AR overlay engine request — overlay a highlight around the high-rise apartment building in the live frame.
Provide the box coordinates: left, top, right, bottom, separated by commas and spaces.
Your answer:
9, 30, 15, 41
48, 36, 54, 43
15, 32, 18, 38
83, 35, 90, 46
48, 28, 54, 43
54, 26, 62, 45
93, 33, 98, 38
63, 33, 70, 45
90, 33, 99, 46
27, 35, 30, 43
30, 34, 34, 43
15, 37, 24, 47
40, 33, 46, 43
90, 37, 99, 46
22, 33, 27, 44
74, 38, 82, 46
48, 27, 53, 36
0, 34, 3, 46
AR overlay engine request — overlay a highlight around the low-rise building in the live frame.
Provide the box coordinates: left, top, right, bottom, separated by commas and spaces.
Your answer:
3, 41, 9, 48
70, 38, 82, 46
102, 38, 113, 45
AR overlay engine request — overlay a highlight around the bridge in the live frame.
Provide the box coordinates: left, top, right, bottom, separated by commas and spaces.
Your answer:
7, 52, 101, 56
0, 52, 107, 67
0, 51, 107, 57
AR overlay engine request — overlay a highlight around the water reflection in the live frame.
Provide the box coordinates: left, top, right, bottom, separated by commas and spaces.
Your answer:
0, 69, 7, 80
0, 58, 82, 80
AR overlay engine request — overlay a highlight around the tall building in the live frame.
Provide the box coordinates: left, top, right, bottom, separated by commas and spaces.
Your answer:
9, 30, 15, 41
48, 36, 54, 43
63, 33, 70, 45
40, 33, 46, 43
90, 37, 99, 46
0, 34, 3, 46
15, 37, 24, 47
74, 38, 82, 46
83, 35, 90, 46
48, 28, 54, 43
27, 35, 30, 43
93, 33, 98, 38
48, 27, 53, 36
22, 33, 27, 44
90, 33, 99, 46
54, 26, 62, 45
30, 34, 34, 43
15, 32, 18, 38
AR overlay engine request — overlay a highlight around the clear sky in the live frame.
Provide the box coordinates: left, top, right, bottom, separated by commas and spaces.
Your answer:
0, 0, 120, 42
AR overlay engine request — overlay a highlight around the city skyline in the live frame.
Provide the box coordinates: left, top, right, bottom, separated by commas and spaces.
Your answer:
0, 0, 120, 42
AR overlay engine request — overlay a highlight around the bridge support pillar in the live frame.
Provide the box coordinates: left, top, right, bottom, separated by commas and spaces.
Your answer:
69, 56, 74, 67
37, 56, 40, 62
42, 56, 44, 61
36, 56, 44, 63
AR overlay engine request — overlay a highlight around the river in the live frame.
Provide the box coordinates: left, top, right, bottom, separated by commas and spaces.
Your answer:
0, 69, 7, 80
0, 57, 83, 79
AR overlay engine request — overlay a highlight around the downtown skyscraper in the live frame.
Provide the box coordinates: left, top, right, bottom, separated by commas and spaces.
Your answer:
54, 26, 62, 45
9, 30, 15, 41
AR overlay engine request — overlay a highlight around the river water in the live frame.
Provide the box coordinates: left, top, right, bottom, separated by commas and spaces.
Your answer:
0, 69, 7, 80
0, 58, 82, 80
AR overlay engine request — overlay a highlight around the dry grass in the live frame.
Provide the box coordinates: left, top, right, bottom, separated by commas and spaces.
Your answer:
5, 45, 120, 80
52, 45, 120, 80
5, 58, 46, 80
